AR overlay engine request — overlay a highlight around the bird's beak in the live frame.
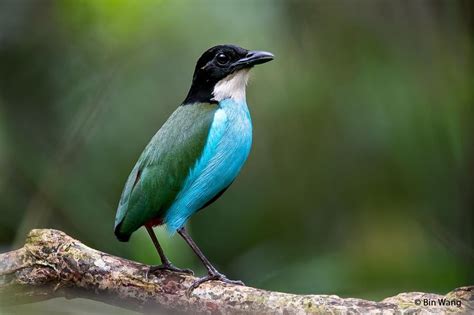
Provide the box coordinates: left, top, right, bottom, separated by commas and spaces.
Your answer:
233, 50, 274, 69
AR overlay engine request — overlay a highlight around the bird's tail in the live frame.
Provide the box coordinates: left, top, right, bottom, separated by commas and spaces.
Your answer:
114, 221, 131, 242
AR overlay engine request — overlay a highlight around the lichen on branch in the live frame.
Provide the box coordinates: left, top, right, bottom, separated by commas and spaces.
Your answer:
0, 229, 472, 314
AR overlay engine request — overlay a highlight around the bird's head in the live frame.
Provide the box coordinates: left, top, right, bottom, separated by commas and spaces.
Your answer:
184, 44, 274, 104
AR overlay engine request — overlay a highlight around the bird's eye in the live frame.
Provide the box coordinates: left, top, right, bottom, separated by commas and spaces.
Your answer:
216, 53, 230, 65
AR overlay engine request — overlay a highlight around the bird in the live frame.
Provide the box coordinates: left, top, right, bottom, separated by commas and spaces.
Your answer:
114, 44, 273, 291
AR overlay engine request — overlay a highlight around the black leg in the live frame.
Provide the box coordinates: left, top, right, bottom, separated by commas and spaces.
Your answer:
177, 226, 244, 292
145, 225, 193, 278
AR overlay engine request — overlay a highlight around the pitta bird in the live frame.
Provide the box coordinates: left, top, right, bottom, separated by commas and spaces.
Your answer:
114, 44, 273, 290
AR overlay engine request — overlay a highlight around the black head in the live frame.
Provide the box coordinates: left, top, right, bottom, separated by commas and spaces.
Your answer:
183, 44, 274, 104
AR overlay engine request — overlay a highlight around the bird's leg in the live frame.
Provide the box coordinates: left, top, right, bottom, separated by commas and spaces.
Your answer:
177, 226, 244, 293
145, 225, 193, 278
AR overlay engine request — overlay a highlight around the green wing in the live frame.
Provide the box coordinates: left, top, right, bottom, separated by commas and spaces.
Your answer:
114, 103, 218, 241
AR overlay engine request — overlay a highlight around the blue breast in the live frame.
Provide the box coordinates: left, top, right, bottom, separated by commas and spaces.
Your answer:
164, 98, 252, 232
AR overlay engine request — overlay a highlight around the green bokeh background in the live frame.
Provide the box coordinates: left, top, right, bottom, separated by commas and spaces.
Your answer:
0, 0, 472, 313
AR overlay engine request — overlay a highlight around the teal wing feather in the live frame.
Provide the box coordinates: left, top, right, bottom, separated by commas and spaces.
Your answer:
114, 103, 219, 241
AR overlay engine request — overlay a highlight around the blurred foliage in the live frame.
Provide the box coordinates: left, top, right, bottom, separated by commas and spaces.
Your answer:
0, 0, 472, 312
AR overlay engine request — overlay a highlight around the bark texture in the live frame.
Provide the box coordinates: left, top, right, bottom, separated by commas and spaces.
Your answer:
0, 229, 472, 314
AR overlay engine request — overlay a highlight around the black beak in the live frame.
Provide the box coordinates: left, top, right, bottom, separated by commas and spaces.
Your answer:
233, 50, 274, 69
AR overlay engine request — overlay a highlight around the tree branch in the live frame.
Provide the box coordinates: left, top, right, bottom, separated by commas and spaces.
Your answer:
0, 229, 472, 314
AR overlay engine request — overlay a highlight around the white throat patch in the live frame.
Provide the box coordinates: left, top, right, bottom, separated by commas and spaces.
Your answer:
212, 69, 250, 102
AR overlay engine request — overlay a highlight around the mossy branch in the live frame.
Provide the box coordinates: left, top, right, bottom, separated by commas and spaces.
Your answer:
0, 229, 472, 314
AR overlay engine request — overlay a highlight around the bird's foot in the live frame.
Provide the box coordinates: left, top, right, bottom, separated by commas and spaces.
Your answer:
187, 271, 244, 295
146, 263, 194, 279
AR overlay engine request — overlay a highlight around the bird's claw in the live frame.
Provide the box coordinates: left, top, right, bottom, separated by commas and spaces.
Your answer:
146, 263, 194, 279
187, 272, 244, 295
